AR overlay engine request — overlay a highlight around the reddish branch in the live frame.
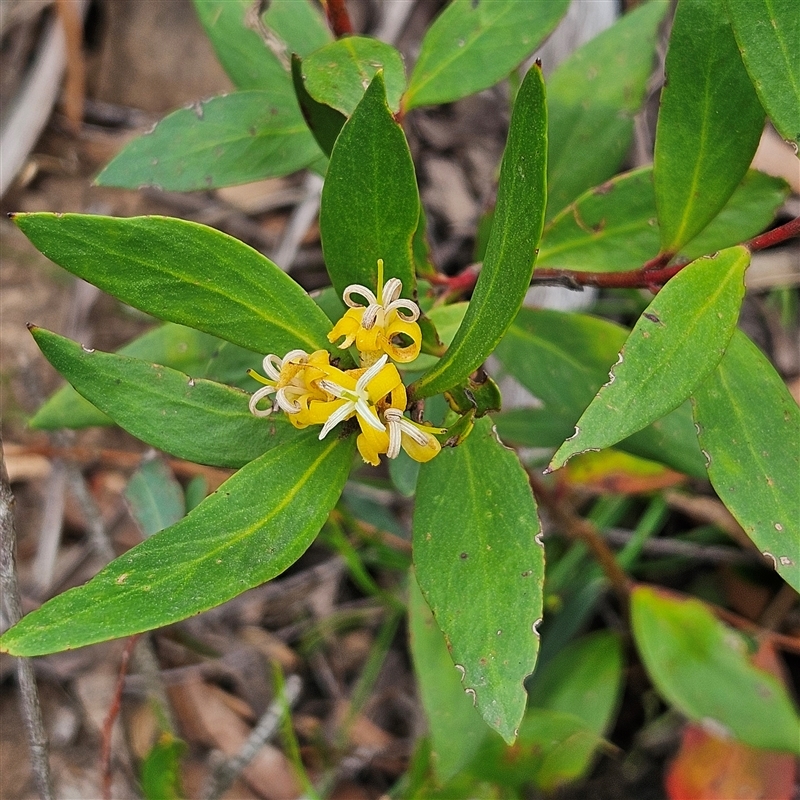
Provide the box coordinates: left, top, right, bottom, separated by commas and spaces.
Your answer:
322, 0, 353, 36
432, 215, 800, 295
528, 472, 632, 606
101, 634, 140, 800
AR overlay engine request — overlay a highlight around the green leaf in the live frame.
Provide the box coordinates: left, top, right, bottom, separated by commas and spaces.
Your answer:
193, 0, 330, 90
31, 323, 235, 430
408, 575, 487, 782
692, 331, 800, 592
413, 417, 544, 744
493, 308, 707, 478
291, 54, 346, 157
471, 709, 603, 791
30, 327, 296, 469
654, 0, 765, 254
97, 91, 322, 191
537, 168, 788, 272
141, 733, 186, 800
546, 0, 669, 218
632, 585, 800, 754
410, 64, 547, 400
527, 631, 624, 737
0, 430, 355, 656
549, 247, 749, 471
14, 213, 332, 355
302, 37, 406, 116
404, 0, 568, 109
724, 0, 800, 146
319, 72, 419, 300
125, 457, 186, 538
408, 302, 467, 373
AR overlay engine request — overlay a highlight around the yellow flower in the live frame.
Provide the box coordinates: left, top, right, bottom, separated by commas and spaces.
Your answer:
384, 408, 444, 463
247, 349, 332, 423
328, 258, 422, 366
311, 355, 405, 461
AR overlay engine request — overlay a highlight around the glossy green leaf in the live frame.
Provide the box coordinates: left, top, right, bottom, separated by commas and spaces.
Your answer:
413, 417, 544, 743
193, 0, 330, 90
654, 0, 764, 254
319, 73, 419, 300
291, 54, 345, 157
30, 327, 298, 469
408, 302, 467, 373
31, 323, 235, 430
632, 586, 800, 753
0, 430, 355, 656
537, 168, 788, 272
408, 575, 487, 782
546, 0, 668, 218
725, 0, 800, 146
125, 458, 186, 538
494, 308, 707, 477
692, 331, 800, 592
471, 709, 603, 791
404, 0, 568, 109
410, 64, 546, 400
97, 91, 321, 191
549, 247, 749, 471
14, 213, 333, 355
303, 37, 406, 116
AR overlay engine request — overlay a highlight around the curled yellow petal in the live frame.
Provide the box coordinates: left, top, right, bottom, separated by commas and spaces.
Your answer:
327, 308, 363, 349
357, 424, 390, 466
383, 315, 421, 363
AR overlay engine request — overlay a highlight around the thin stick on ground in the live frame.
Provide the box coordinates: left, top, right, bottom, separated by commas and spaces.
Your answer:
203, 673, 303, 800
101, 633, 140, 800
0, 438, 55, 800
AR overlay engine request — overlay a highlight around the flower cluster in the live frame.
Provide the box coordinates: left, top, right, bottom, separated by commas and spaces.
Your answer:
248, 260, 443, 465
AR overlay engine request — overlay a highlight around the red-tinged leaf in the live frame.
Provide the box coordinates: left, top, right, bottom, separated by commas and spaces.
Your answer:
562, 450, 686, 495
666, 724, 795, 800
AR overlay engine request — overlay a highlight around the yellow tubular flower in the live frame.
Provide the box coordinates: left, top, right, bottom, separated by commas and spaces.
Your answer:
247, 349, 333, 422
384, 408, 445, 463
314, 355, 404, 448
327, 258, 422, 365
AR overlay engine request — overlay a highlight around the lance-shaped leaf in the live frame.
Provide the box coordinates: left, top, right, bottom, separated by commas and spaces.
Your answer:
408, 574, 487, 782
724, 0, 800, 147
30, 327, 295, 469
413, 417, 545, 743
0, 430, 355, 656
319, 73, 418, 299
193, 0, 330, 90
292, 55, 346, 157
493, 308, 707, 477
96, 91, 322, 191
537, 168, 787, 272
654, 0, 764, 254
632, 586, 800, 754
31, 323, 243, 430
549, 247, 749, 471
404, 0, 568, 110
546, 0, 668, 219
126, 457, 186, 538
410, 64, 546, 400
14, 213, 333, 355
692, 331, 800, 592
303, 37, 406, 116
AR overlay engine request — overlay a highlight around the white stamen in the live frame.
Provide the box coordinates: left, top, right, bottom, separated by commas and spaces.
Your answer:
275, 387, 302, 414
356, 354, 388, 390
385, 298, 420, 322
382, 277, 403, 304
343, 284, 378, 308
319, 401, 354, 439
249, 385, 276, 417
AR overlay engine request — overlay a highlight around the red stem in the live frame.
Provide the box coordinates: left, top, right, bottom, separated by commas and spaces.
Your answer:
432, 215, 800, 295
746, 215, 800, 253
323, 0, 353, 36
101, 634, 140, 800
